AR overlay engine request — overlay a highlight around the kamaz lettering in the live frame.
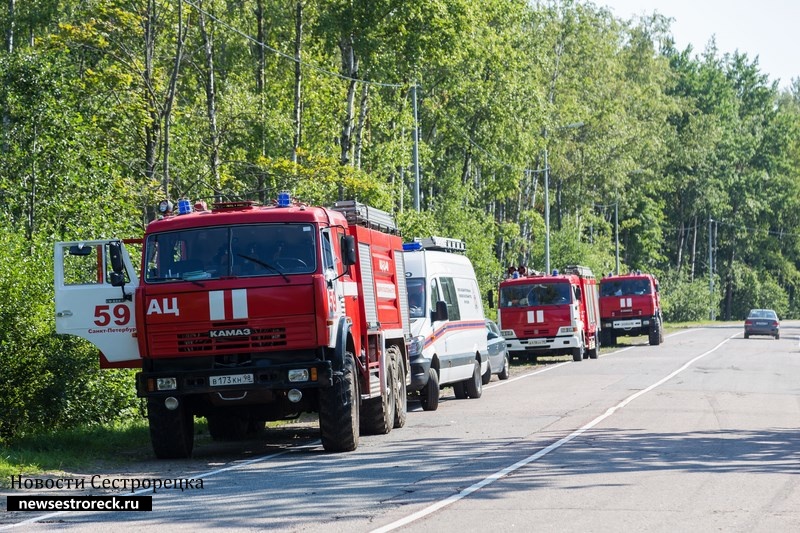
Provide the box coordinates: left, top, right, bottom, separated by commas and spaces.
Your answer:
209, 328, 252, 338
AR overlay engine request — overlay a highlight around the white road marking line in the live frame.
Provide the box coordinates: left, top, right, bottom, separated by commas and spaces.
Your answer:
372, 332, 735, 533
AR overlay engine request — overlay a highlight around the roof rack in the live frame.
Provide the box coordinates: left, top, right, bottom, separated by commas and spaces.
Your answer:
332, 200, 399, 234
403, 236, 466, 253
562, 265, 595, 278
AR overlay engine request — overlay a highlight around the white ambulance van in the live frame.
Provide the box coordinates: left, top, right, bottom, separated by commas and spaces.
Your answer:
403, 237, 488, 411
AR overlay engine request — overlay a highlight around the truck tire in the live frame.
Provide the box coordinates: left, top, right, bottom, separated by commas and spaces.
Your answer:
453, 381, 467, 399
207, 415, 248, 441
465, 358, 483, 399
319, 352, 359, 452
147, 398, 194, 459
361, 350, 396, 435
572, 343, 584, 362
393, 352, 407, 429
600, 328, 612, 347
649, 319, 662, 346
420, 367, 439, 412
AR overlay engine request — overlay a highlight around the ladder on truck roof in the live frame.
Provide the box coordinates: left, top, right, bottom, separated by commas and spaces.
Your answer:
562, 265, 595, 279
332, 200, 399, 235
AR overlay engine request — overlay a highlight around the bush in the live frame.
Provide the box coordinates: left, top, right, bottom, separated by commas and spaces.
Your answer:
660, 269, 719, 322
0, 232, 139, 443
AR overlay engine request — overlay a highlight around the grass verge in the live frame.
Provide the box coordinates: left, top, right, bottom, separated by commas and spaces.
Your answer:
0, 419, 156, 487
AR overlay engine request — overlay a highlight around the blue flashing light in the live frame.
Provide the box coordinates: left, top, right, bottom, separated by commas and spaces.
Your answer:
277, 191, 291, 207
552, 269, 559, 276
403, 242, 423, 251
177, 198, 192, 215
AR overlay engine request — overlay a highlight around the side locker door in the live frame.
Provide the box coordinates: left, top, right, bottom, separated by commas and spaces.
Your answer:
54, 240, 141, 364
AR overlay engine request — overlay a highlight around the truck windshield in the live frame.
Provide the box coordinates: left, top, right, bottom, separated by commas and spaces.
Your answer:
144, 223, 317, 282
407, 277, 426, 318
600, 278, 651, 297
499, 282, 572, 307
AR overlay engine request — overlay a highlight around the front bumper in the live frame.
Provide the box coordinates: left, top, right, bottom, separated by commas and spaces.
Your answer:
136, 360, 333, 398
601, 315, 656, 336
506, 334, 580, 354
408, 353, 432, 392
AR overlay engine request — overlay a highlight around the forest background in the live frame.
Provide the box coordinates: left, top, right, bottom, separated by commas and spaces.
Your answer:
1, 0, 799, 442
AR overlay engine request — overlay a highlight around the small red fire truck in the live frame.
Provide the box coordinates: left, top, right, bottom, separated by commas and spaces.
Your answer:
496, 266, 600, 362
54, 196, 411, 458
598, 271, 663, 346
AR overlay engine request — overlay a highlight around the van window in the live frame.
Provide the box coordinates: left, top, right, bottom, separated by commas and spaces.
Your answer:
439, 277, 461, 321
407, 277, 426, 318
429, 278, 440, 311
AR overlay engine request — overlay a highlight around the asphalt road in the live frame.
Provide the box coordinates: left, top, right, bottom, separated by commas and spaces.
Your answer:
3, 324, 800, 532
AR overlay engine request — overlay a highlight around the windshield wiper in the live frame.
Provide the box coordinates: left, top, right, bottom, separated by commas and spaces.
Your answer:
236, 254, 291, 283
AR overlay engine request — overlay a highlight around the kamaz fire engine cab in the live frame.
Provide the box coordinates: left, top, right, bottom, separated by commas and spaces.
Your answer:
599, 271, 663, 346
54, 196, 411, 458
496, 265, 600, 362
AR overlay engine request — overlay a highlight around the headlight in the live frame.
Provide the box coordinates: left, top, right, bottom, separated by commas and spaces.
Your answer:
156, 377, 177, 391
558, 326, 577, 335
501, 330, 516, 339
288, 369, 310, 382
408, 336, 425, 357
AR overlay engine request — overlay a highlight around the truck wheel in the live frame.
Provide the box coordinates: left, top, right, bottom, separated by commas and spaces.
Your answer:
147, 398, 194, 459
649, 320, 662, 346
360, 350, 396, 436
319, 352, 359, 452
420, 367, 439, 411
207, 415, 248, 441
465, 358, 483, 399
392, 352, 407, 429
572, 344, 584, 362
498, 354, 510, 380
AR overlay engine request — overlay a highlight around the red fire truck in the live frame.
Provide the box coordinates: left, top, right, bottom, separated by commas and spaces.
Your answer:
54, 197, 411, 458
496, 266, 600, 362
598, 271, 663, 346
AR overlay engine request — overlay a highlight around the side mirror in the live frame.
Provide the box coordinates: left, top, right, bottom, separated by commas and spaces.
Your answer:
432, 300, 449, 322
574, 286, 582, 301
341, 235, 357, 266
109, 271, 126, 287
69, 244, 92, 257
487, 289, 495, 309
108, 241, 125, 274
107, 241, 132, 300
487, 330, 498, 340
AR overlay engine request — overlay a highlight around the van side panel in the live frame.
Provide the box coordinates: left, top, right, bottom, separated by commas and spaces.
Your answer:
404, 250, 487, 387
